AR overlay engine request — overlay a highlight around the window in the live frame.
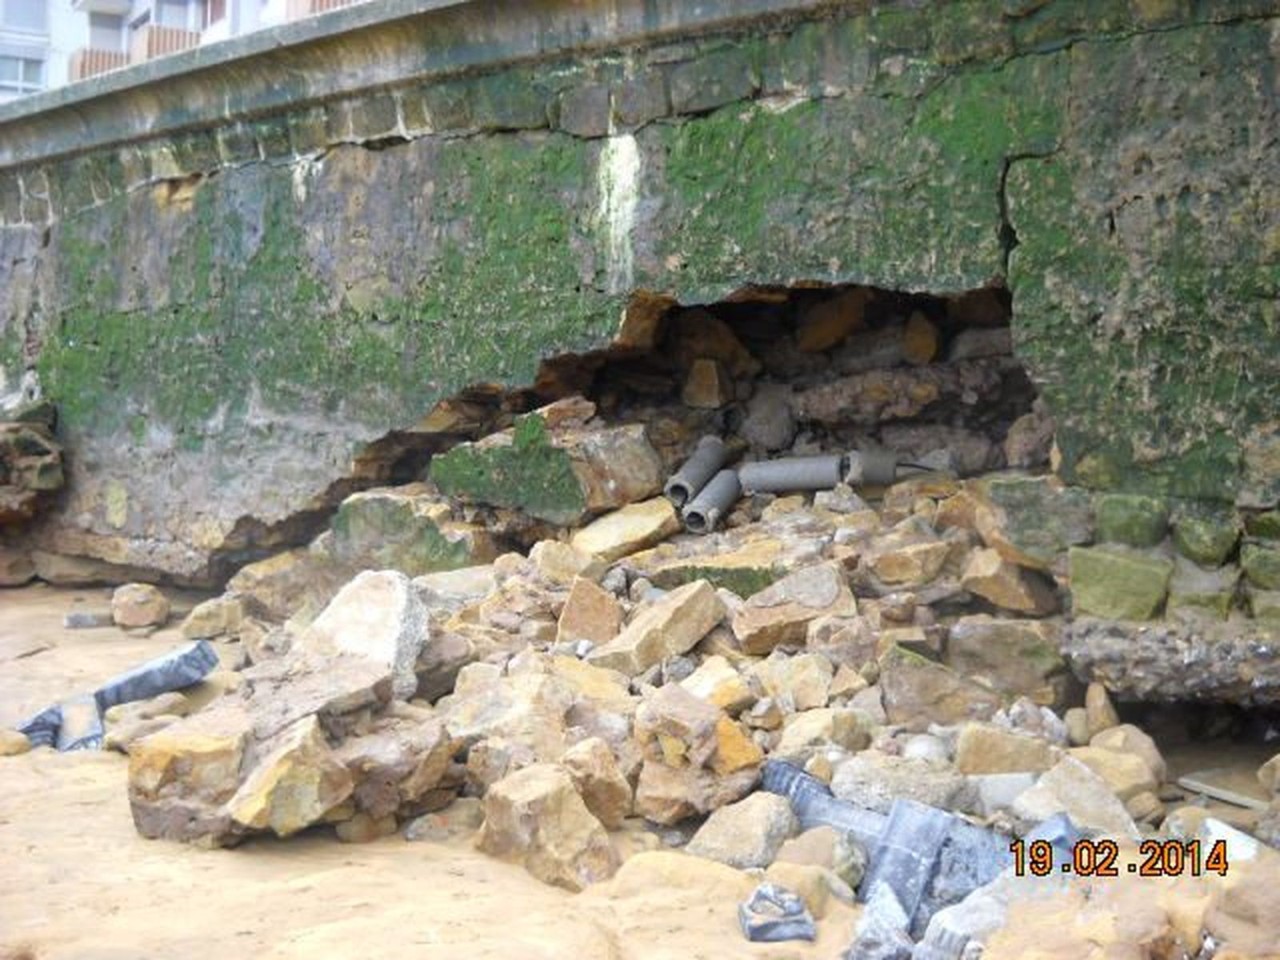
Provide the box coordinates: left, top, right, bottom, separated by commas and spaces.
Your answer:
0, 53, 43, 94
0, 0, 48, 34
203, 0, 226, 28
89, 13, 125, 53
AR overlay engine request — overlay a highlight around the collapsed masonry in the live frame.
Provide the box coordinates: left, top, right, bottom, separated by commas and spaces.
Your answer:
10, 281, 1280, 954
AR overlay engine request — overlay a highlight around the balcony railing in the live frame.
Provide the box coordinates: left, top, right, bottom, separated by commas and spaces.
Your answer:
129, 25, 200, 63
287, 0, 368, 20
69, 47, 129, 82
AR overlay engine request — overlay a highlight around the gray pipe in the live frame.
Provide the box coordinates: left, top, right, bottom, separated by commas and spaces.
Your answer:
760, 759, 885, 849
845, 448, 900, 486
682, 468, 741, 534
665, 435, 730, 507
738, 455, 845, 494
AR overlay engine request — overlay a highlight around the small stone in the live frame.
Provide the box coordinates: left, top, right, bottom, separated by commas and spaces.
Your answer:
680, 655, 754, 714
732, 563, 856, 655
1085, 682, 1120, 738
0, 545, 35, 586
587, 579, 725, 675
772, 708, 870, 761
335, 811, 397, 843
803, 753, 833, 783
571, 497, 681, 563
969, 771, 1038, 818
762, 861, 837, 919
1243, 541, 1280, 589
529, 540, 606, 585
954, 723, 1055, 775
738, 882, 817, 943
681, 357, 733, 408
796, 287, 871, 353
828, 663, 868, 701
711, 715, 765, 775
561, 737, 632, 829
1094, 493, 1169, 548
1063, 707, 1090, 746
111, 583, 171, 629
744, 697, 785, 731
961, 547, 1058, 614
774, 825, 839, 870
902, 310, 939, 365
1126, 791, 1164, 823
867, 538, 951, 587
475, 763, 619, 891
404, 797, 485, 841
740, 383, 797, 454
0, 729, 31, 756
1090, 723, 1166, 782
685, 792, 797, 869
1068, 546, 1173, 620
181, 595, 245, 640
556, 577, 622, 646
749, 652, 833, 711
901, 733, 950, 765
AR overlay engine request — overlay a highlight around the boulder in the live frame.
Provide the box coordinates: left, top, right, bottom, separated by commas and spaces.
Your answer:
684, 792, 797, 869
1067, 746, 1157, 802
960, 548, 1059, 614
430, 403, 664, 525
328, 485, 499, 577
181, 595, 245, 640
953, 723, 1055, 775
475, 763, 619, 891
633, 759, 758, 825
293, 570, 427, 700
528, 539, 606, 586
587, 580, 725, 675
971, 474, 1094, 572
1011, 755, 1140, 840
679, 655, 754, 714
1084, 681, 1120, 738
111, 583, 171, 629
1090, 723, 1166, 781
570, 497, 681, 563
945, 616, 1068, 707
748, 652, 833, 712
830, 750, 971, 814
731, 563, 856, 655
555, 576, 622, 647
878, 645, 1001, 730
227, 714, 354, 837
0, 729, 31, 755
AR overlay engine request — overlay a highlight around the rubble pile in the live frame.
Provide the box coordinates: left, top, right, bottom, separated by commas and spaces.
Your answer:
5, 285, 1280, 953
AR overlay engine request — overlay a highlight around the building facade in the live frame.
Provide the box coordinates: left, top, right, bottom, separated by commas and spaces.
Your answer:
0, 0, 368, 101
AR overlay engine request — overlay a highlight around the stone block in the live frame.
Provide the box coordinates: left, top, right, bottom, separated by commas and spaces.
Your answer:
669, 47, 757, 115
1094, 493, 1169, 547
558, 83, 611, 138
1068, 546, 1173, 620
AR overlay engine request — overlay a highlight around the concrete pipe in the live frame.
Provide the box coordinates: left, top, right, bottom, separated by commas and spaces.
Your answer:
682, 468, 742, 533
738, 454, 845, 494
664, 435, 730, 507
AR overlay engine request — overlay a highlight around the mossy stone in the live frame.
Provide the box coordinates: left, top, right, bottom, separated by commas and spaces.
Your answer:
1094, 493, 1169, 548
1171, 506, 1240, 567
1241, 541, 1280, 590
1244, 510, 1280, 539
1068, 546, 1173, 621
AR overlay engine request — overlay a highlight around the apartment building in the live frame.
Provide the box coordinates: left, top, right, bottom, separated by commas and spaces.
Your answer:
0, 0, 369, 102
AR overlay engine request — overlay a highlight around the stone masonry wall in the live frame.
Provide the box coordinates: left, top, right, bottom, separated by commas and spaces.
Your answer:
0, 0, 1277, 582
